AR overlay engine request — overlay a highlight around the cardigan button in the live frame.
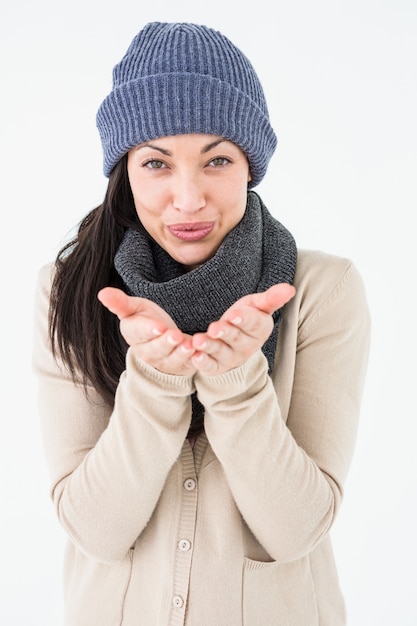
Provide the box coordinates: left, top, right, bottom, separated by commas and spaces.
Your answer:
178, 539, 191, 552
183, 478, 196, 491
172, 595, 184, 608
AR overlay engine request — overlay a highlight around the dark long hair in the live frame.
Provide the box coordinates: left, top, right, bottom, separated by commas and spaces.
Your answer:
49, 155, 139, 405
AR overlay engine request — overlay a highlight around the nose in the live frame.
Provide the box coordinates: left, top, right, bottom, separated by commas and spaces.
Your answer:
172, 173, 206, 214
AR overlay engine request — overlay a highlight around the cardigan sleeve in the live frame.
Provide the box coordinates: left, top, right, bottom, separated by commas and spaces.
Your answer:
194, 254, 370, 563
33, 264, 194, 563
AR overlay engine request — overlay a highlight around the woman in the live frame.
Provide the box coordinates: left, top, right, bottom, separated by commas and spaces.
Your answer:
33, 21, 370, 626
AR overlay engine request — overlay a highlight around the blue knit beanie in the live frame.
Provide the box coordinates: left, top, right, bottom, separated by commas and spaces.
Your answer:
96, 22, 277, 188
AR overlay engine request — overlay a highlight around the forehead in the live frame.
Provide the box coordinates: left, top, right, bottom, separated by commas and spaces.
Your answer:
135, 134, 239, 154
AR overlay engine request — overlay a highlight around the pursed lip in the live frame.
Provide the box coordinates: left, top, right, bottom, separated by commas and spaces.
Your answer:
167, 221, 215, 241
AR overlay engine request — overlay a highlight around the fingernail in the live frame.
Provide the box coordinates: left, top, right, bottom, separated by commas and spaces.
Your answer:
231, 316, 242, 325
152, 328, 162, 336
166, 335, 179, 346
180, 345, 194, 354
194, 353, 205, 363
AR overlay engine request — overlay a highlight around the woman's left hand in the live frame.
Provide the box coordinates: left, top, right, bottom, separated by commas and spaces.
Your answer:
191, 283, 295, 376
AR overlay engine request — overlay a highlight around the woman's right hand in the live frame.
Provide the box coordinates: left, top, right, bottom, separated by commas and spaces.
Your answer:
98, 287, 197, 376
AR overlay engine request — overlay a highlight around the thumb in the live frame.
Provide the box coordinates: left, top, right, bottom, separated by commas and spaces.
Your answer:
254, 283, 296, 315
227, 283, 295, 318
97, 287, 136, 319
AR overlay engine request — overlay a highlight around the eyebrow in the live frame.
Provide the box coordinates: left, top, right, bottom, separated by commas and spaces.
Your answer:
201, 139, 227, 153
136, 138, 227, 156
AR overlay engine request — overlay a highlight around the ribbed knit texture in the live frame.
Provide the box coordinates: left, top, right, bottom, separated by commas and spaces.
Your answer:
96, 22, 277, 187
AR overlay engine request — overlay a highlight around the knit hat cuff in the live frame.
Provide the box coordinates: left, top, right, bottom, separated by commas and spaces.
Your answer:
96, 73, 277, 187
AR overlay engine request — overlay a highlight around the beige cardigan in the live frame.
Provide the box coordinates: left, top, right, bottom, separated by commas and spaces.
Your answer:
33, 249, 370, 626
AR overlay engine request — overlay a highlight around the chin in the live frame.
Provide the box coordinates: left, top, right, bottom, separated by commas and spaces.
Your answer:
172, 248, 213, 270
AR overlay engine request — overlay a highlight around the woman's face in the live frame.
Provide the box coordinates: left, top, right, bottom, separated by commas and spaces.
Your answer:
127, 133, 251, 269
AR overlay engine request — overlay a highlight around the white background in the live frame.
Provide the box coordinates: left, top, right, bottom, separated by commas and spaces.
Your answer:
1, 0, 416, 624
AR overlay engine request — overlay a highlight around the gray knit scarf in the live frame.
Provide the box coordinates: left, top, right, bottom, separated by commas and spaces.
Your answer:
114, 191, 297, 436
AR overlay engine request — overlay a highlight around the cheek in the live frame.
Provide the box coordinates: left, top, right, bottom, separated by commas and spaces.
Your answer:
231, 188, 249, 224
129, 182, 160, 225
134, 205, 158, 232
132, 200, 168, 245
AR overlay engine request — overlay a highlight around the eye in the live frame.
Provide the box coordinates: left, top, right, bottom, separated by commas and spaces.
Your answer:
143, 159, 167, 170
208, 156, 231, 167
